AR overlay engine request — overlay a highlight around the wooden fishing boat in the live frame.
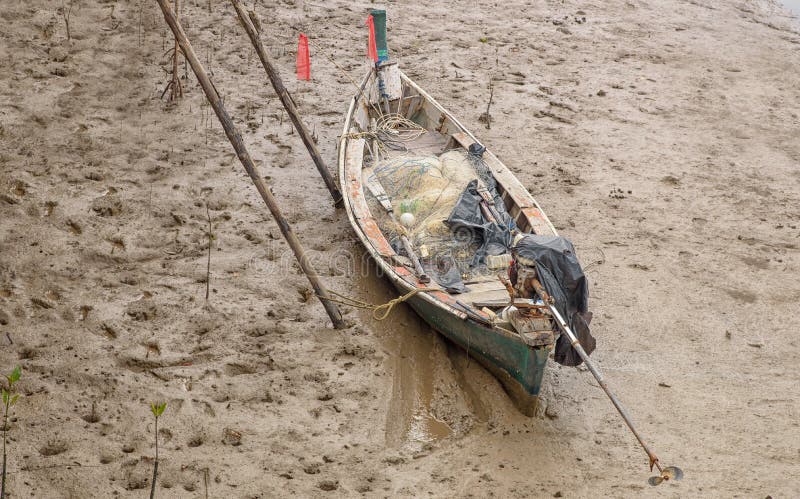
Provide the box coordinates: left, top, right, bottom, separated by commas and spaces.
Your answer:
338, 64, 562, 415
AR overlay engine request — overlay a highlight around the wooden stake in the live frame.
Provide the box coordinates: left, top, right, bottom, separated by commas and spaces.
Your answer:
169, 0, 183, 100
205, 203, 212, 301
159, 0, 183, 100
484, 80, 493, 130
62, 0, 73, 42
228, 0, 343, 207
155, 0, 346, 329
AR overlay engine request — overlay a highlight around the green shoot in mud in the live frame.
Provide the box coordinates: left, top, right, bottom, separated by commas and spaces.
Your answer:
1, 366, 21, 499
149, 401, 167, 499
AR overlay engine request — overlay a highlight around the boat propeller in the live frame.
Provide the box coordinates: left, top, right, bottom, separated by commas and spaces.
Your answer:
648, 465, 684, 486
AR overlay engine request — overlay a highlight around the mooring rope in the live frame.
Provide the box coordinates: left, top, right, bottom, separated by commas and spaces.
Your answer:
344, 112, 426, 156
321, 287, 431, 321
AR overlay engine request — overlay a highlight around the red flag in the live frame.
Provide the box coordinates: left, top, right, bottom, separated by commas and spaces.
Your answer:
296, 33, 310, 80
365, 15, 378, 62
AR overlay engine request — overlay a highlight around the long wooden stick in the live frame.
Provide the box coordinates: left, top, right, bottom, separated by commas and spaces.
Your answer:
229, 0, 343, 207
530, 278, 665, 472
155, 0, 346, 329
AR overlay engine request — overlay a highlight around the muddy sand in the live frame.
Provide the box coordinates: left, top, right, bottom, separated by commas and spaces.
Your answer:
1, 0, 799, 497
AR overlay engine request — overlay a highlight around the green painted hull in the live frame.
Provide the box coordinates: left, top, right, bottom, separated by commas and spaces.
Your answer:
400, 285, 551, 416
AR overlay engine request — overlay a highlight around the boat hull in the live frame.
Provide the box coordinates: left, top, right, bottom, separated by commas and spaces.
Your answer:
394, 281, 551, 416
339, 68, 557, 416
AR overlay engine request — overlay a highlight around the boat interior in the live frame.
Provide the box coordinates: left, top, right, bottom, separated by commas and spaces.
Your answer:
342, 63, 557, 336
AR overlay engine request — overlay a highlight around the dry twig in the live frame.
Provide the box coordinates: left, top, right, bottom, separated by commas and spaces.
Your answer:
161, 0, 184, 101
205, 203, 212, 301
61, 0, 74, 41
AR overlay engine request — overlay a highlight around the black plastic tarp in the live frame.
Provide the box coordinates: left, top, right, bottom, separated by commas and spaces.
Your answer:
513, 234, 595, 366
445, 179, 515, 267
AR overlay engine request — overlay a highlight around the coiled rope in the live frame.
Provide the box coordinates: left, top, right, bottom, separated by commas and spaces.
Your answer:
345, 113, 426, 155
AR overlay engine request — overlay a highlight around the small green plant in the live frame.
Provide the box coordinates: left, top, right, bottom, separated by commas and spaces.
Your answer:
2, 366, 21, 499
149, 401, 167, 499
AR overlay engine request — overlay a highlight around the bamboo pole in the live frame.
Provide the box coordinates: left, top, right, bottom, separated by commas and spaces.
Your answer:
154, 0, 346, 329
229, 0, 343, 207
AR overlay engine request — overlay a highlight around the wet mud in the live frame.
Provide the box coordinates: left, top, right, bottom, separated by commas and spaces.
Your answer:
355, 254, 455, 452
1, 0, 799, 496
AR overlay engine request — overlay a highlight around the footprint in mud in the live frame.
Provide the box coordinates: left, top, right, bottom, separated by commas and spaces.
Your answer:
17, 347, 37, 360
79, 305, 91, 321
39, 439, 69, 457
81, 402, 101, 424
125, 299, 157, 321
187, 432, 206, 448
224, 363, 257, 376
205, 195, 229, 212
191, 399, 216, 417
99, 322, 118, 340
91, 194, 123, 217
159, 427, 173, 444
98, 452, 116, 465
121, 461, 149, 491
239, 229, 263, 244
222, 427, 242, 446
107, 236, 125, 253
9, 180, 27, 197
44, 200, 57, 216
740, 255, 770, 270
726, 289, 757, 303
67, 219, 83, 236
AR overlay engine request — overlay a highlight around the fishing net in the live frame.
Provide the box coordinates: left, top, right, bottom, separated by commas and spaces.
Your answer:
369, 149, 497, 282
373, 150, 476, 237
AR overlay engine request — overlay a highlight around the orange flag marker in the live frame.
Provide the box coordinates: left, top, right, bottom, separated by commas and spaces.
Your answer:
296, 33, 310, 80
365, 15, 378, 62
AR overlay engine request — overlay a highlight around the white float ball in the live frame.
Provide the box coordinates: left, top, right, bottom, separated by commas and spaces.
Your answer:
399, 212, 415, 227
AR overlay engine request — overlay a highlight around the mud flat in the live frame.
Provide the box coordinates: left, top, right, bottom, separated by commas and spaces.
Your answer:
1, 0, 799, 496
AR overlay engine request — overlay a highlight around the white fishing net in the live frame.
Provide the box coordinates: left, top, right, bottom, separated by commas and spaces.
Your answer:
365, 148, 496, 281
373, 149, 477, 241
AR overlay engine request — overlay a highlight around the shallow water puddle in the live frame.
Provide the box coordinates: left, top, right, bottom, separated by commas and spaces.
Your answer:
355, 253, 453, 451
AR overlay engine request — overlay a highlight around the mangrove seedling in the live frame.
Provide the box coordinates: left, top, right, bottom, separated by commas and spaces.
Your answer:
2, 366, 22, 499
149, 401, 167, 499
